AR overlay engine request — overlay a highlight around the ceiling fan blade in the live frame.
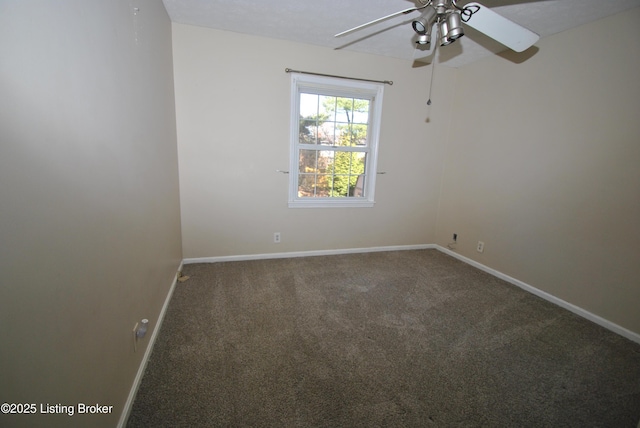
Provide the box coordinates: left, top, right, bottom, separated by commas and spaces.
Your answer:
335, 6, 425, 38
463, 2, 539, 52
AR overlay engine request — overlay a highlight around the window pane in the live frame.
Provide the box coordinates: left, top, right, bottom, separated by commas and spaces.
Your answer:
299, 149, 317, 173
335, 97, 353, 123
298, 173, 335, 198
325, 151, 365, 197
318, 95, 336, 122
352, 99, 370, 124
335, 123, 350, 146
303, 96, 372, 147
333, 123, 368, 147
299, 118, 317, 144
350, 152, 366, 196
319, 150, 334, 174
298, 174, 315, 197
300, 93, 318, 117
351, 123, 368, 146
315, 174, 331, 197
351, 151, 366, 169
318, 122, 336, 146
298, 149, 367, 198
352, 174, 365, 197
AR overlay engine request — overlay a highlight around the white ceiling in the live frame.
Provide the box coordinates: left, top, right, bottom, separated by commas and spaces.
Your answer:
162, 0, 640, 68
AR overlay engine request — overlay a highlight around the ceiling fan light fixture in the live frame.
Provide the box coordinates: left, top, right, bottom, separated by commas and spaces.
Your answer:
445, 12, 464, 40
438, 19, 453, 46
415, 33, 431, 45
412, 18, 427, 35
412, 6, 437, 35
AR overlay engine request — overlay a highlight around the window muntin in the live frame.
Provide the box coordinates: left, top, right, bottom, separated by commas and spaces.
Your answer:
289, 74, 383, 208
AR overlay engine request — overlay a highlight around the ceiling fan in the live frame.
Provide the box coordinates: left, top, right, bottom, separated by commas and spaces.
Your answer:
335, 0, 540, 58
335, 0, 539, 104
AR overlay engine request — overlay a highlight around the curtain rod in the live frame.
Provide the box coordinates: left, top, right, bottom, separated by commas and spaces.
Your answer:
285, 68, 393, 85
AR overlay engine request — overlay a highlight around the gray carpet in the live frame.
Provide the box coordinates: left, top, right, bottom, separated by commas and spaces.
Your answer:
127, 249, 640, 427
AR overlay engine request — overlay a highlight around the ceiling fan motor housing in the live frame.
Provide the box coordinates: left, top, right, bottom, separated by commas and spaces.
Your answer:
434, 0, 451, 15
413, 1, 465, 46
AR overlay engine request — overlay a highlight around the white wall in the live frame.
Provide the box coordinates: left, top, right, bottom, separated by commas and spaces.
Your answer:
173, 23, 456, 259
436, 8, 640, 335
0, 1, 182, 427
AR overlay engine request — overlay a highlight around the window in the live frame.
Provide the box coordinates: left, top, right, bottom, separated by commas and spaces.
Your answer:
288, 73, 384, 208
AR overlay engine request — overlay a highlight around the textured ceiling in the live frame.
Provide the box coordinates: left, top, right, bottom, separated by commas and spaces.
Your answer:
162, 0, 640, 67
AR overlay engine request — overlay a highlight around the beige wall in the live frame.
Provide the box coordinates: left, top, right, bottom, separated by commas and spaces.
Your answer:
173, 23, 456, 259
436, 9, 640, 335
0, 1, 182, 427
2, 4, 635, 425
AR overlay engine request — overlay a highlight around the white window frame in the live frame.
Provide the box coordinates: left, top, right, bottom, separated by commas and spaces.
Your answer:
288, 73, 384, 208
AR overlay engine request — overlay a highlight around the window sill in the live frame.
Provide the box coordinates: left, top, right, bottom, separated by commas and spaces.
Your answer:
288, 199, 375, 208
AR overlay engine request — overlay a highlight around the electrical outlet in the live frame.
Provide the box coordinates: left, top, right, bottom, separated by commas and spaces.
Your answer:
274, 232, 281, 243
477, 241, 484, 253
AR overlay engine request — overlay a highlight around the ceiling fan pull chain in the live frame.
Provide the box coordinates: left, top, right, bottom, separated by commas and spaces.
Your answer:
426, 35, 438, 106
427, 62, 435, 106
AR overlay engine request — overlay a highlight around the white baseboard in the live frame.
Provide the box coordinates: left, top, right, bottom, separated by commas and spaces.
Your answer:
435, 245, 640, 345
183, 244, 436, 264
117, 261, 184, 428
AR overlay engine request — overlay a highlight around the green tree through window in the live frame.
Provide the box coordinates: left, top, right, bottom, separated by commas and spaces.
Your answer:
298, 94, 369, 197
